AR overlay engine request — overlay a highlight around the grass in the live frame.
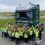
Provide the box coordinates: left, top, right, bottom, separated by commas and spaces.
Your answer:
0, 18, 16, 28
40, 18, 45, 22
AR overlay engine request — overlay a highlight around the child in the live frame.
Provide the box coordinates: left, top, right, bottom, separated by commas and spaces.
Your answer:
23, 31, 28, 45
19, 27, 24, 41
15, 27, 20, 45
34, 26, 40, 45
28, 27, 34, 41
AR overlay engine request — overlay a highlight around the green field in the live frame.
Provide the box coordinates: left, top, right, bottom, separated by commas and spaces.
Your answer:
0, 18, 15, 28
40, 18, 45, 22
40, 11, 45, 16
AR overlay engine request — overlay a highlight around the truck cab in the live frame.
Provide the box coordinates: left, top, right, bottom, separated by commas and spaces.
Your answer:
15, 5, 40, 26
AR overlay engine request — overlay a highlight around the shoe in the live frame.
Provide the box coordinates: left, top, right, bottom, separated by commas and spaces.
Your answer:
40, 40, 42, 42
26, 43, 28, 45
37, 40, 40, 44
38, 40, 42, 43
38, 40, 40, 43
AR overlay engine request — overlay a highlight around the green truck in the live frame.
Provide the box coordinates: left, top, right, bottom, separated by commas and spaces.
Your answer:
15, 4, 40, 26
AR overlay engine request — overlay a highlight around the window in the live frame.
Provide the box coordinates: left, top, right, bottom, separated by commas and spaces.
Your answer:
26, 12, 33, 18
19, 12, 27, 18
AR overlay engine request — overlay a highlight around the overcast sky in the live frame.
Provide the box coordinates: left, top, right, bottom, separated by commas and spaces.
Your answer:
0, 0, 45, 12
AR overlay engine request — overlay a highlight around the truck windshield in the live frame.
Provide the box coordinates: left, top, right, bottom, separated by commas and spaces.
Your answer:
26, 12, 33, 19
19, 12, 27, 18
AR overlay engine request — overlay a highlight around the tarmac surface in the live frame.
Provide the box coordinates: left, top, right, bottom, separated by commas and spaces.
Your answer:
0, 23, 45, 45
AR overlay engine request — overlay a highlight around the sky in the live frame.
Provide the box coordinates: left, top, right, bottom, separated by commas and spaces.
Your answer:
0, 0, 45, 12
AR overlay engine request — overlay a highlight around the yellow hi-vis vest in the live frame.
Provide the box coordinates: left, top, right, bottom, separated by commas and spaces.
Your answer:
24, 33, 28, 38
8, 30, 11, 36
29, 28, 33, 35
35, 31, 39, 38
1, 27, 7, 33
1, 27, 3, 32
4, 28, 7, 33
12, 32, 15, 37
20, 31, 23, 36
29, 30, 33, 35
15, 32, 20, 38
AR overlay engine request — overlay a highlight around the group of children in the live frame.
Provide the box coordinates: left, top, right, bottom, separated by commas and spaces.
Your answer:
1, 23, 43, 45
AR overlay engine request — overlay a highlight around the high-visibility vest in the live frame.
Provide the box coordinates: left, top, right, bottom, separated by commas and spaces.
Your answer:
20, 31, 23, 36
4, 28, 7, 33
1, 27, 7, 33
1, 27, 3, 32
24, 33, 28, 38
6, 26, 8, 30
15, 32, 20, 38
35, 31, 39, 38
11, 32, 15, 37
8, 30, 11, 36
29, 30, 33, 35
34, 29, 36, 33
1, 27, 4, 32
29, 28, 33, 35
19, 28, 24, 36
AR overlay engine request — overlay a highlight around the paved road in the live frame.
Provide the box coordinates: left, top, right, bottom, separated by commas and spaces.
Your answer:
0, 32, 25, 45
0, 32, 15, 45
